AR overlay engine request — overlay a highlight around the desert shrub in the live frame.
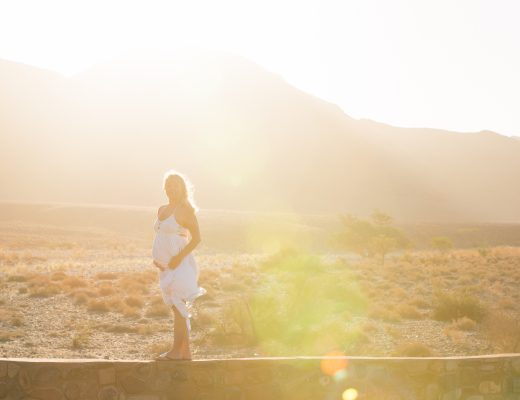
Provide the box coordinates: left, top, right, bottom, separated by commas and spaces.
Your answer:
361, 321, 378, 333
0, 330, 23, 342
62, 276, 88, 289
368, 305, 401, 322
335, 210, 412, 265
106, 297, 125, 313
477, 247, 490, 258
11, 316, 24, 327
448, 316, 477, 331
71, 330, 90, 348
119, 273, 151, 295
193, 309, 216, 326
0, 250, 20, 266
481, 310, 520, 353
499, 298, 516, 310
124, 295, 144, 308
7, 275, 29, 282
87, 299, 110, 313
74, 292, 89, 305
145, 302, 171, 318
148, 340, 171, 355
98, 285, 115, 296
396, 304, 422, 319
387, 287, 407, 301
221, 281, 247, 292
28, 284, 60, 298
443, 327, 466, 344
50, 271, 68, 281
342, 325, 370, 349
95, 272, 118, 280
432, 290, 486, 322
399, 252, 414, 264
220, 299, 251, 335
385, 326, 402, 339
71, 290, 97, 303
393, 341, 434, 356
99, 323, 139, 334
137, 324, 154, 335
409, 297, 430, 309
246, 250, 368, 354
121, 305, 140, 318
431, 236, 453, 252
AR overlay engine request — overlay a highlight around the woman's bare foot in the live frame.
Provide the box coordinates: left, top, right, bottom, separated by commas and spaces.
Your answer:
154, 350, 181, 360
165, 347, 180, 358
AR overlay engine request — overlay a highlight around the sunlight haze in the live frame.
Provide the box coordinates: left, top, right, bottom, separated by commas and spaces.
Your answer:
0, 0, 518, 137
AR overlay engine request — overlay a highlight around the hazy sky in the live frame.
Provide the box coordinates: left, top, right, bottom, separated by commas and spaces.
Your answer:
1, 0, 518, 137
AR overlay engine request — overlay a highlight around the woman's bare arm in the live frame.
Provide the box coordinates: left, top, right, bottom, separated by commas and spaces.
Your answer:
168, 204, 201, 268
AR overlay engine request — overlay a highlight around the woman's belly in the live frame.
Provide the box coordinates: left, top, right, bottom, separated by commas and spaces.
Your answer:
152, 234, 187, 266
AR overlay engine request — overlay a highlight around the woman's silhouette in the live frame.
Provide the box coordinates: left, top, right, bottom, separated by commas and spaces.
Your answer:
152, 170, 206, 360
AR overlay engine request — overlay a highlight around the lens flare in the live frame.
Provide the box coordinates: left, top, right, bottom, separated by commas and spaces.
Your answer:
320, 350, 348, 376
342, 388, 358, 400
333, 368, 348, 382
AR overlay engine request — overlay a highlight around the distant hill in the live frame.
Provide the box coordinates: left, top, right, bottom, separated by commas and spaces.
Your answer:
2, 201, 520, 252
1, 49, 519, 223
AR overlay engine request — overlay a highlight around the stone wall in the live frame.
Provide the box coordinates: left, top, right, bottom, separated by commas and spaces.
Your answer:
1, 354, 520, 399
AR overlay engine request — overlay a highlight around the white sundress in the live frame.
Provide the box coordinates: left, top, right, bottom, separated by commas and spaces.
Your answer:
151, 210, 206, 333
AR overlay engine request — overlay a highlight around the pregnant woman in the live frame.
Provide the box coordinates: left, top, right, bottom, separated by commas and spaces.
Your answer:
152, 170, 206, 361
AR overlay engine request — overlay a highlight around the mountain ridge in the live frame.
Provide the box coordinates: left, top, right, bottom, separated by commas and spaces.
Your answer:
1, 50, 519, 223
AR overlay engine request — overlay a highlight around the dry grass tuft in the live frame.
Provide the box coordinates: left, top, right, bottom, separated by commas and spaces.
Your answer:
50, 271, 68, 281
97, 284, 116, 297
87, 299, 110, 313
62, 276, 88, 289
95, 272, 118, 280
447, 316, 477, 331
392, 341, 434, 357
124, 295, 144, 308
71, 329, 90, 348
0, 330, 23, 342
148, 340, 171, 355
28, 284, 60, 298
121, 306, 141, 319
145, 302, 171, 318
443, 327, 466, 344
396, 304, 423, 320
99, 323, 139, 334
7, 274, 31, 282
481, 310, 520, 353
368, 305, 401, 322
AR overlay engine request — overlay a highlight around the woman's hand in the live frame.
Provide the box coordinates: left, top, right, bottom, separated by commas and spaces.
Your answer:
153, 260, 166, 271
168, 254, 183, 270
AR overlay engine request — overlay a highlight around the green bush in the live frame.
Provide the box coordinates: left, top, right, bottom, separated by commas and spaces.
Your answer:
336, 210, 412, 265
247, 249, 368, 354
432, 290, 486, 322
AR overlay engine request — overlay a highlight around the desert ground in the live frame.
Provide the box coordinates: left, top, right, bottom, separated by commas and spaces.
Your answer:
1, 202, 519, 360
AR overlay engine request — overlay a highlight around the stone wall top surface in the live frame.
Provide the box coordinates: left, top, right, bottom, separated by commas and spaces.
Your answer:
2, 353, 520, 399
2, 353, 520, 363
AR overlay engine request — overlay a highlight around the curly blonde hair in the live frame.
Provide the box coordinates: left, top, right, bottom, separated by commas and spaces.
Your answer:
162, 169, 199, 213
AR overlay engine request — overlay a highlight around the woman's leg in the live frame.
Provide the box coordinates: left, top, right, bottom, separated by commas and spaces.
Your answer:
168, 304, 190, 359
180, 327, 192, 360
176, 308, 191, 360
